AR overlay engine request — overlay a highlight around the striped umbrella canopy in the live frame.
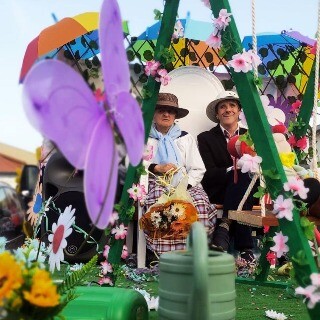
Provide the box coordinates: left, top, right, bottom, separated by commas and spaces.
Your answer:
20, 13, 130, 83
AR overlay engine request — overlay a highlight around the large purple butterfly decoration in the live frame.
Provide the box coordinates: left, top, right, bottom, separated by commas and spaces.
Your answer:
22, 0, 145, 229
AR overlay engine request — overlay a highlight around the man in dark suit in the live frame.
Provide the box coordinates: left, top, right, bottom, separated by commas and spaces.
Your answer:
198, 90, 256, 262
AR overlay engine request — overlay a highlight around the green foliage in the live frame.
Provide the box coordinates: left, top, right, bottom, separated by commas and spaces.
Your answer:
142, 87, 153, 99
253, 76, 263, 89
153, 9, 162, 20
291, 250, 309, 266
300, 216, 316, 240
263, 169, 281, 180
158, 46, 175, 65
58, 255, 98, 295
238, 131, 254, 146
136, 164, 147, 176
253, 186, 267, 199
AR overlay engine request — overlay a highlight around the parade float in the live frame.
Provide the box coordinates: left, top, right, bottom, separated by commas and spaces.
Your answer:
2, 0, 319, 319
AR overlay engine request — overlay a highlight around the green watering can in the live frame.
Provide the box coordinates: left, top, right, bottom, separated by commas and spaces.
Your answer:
158, 222, 236, 320
58, 286, 149, 320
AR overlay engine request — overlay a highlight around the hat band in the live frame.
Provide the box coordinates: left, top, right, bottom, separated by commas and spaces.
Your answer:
156, 101, 178, 108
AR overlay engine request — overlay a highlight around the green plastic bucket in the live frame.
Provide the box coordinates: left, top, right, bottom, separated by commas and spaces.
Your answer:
58, 286, 149, 320
158, 222, 236, 320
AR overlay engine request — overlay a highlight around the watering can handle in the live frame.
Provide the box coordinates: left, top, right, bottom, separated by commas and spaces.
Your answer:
187, 222, 209, 320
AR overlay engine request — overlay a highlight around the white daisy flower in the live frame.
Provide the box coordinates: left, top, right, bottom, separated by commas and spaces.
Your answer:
265, 309, 287, 320
48, 205, 76, 272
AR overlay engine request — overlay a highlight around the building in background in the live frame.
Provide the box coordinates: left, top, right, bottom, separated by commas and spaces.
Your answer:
0, 142, 37, 188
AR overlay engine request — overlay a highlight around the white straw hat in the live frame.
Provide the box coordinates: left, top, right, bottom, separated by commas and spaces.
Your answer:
206, 90, 240, 122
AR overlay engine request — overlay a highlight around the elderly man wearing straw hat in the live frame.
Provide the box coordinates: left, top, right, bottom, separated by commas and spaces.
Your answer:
197, 90, 258, 264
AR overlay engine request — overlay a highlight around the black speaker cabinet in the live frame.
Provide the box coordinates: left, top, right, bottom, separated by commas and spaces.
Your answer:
42, 151, 106, 263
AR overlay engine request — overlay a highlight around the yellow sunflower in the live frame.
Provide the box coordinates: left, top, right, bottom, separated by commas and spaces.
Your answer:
26, 182, 43, 227
170, 203, 187, 220
23, 269, 60, 307
0, 252, 24, 305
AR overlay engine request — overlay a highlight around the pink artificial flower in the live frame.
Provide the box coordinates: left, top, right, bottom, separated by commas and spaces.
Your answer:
213, 9, 232, 31
201, 0, 211, 8
237, 154, 262, 173
273, 195, 294, 221
111, 223, 128, 240
100, 261, 113, 275
206, 31, 222, 49
288, 135, 297, 147
242, 49, 262, 68
296, 136, 308, 150
228, 52, 252, 73
143, 144, 154, 161
270, 231, 289, 258
121, 244, 129, 259
284, 176, 309, 199
311, 273, 320, 287
290, 100, 302, 113
127, 183, 147, 201
103, 244, 110, 259
155, 69, 171, 86
94, 88, 106, 103
108, 211, 119, 226
295, 285, 320, 309
98, 276, 114, 286
145, 60, 161, 77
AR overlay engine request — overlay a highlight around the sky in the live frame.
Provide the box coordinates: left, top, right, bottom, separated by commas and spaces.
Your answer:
0, 0, 318, 152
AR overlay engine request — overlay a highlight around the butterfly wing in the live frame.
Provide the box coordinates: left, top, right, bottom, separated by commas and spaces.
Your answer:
99, 0, 145, 166
23, 59, 104, 169
84, 114, 118, 229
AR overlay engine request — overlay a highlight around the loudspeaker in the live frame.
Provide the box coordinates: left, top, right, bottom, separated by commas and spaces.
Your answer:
42, 151, 106, 263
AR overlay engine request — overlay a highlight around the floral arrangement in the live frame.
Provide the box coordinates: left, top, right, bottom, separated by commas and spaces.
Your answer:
139, 199, 198, 239
0, 236, 98, 320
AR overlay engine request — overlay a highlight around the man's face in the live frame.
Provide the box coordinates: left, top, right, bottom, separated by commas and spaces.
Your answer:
216, 99, 241, 127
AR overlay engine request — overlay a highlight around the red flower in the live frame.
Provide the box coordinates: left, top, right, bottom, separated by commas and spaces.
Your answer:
288, 135, 297, 147
290, 100, 302, 113
296, 136, 308, 150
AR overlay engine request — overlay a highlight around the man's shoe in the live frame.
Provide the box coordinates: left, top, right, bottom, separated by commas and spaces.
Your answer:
210, 226, 230, 252
240, 249, 255, 263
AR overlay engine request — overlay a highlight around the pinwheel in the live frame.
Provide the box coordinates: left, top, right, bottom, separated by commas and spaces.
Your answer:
22, 0, 145, 229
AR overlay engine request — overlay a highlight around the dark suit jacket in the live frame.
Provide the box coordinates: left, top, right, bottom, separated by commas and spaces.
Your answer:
197, 125, 247, 204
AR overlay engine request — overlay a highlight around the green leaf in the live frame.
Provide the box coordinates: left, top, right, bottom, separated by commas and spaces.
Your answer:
253, 76, 263, 89
291, 250, 309, 266
58, 255, 98, 295
300, 216, 315, 240
142, 87, 152, 99
253, 186, 266, 199
153, 9, 162, 20
263, 169, 281, 180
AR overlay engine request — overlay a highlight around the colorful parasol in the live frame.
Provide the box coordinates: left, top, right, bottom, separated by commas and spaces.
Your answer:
129, 17, 226, 69
19, 12, 101, 83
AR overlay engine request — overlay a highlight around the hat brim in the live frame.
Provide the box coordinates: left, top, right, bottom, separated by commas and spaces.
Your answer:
156, 105, 189, 119
206, 97, 241, 122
